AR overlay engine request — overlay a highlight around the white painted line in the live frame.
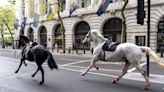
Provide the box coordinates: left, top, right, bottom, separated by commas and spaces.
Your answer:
60, 67, 117, 78
128, 62, 147, 73
97, 62, 124, 65
62, 60, 90, 66
124, 72, 164, 84
58, 58, 83, 62
68, 65, 121, 72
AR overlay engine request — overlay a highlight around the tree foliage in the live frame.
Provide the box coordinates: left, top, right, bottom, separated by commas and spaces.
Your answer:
0, 5, 16, 48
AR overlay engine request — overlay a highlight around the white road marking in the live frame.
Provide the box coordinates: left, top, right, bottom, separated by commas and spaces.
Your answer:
97, 62, 124, 65
123, 72, 164, 84
58, 58, 83, 62
128, 62, 147, 73
60, 67, 117, 78
62, 60, 90, 66
67, 65, 122, 72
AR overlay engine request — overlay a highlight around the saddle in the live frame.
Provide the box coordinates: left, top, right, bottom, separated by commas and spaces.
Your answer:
25, 42, 38, 61
102, 40, 120, 51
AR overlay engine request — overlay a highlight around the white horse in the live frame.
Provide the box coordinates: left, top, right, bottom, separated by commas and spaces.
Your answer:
81, 29, 164, 90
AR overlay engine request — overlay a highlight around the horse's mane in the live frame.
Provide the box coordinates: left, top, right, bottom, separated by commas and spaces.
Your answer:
91, 29, 107, 41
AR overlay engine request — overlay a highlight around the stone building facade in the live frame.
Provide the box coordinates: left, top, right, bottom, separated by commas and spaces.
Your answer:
14, 0, 164, 51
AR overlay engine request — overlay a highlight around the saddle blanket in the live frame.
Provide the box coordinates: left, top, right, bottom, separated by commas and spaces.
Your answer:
102, 40, 120, 51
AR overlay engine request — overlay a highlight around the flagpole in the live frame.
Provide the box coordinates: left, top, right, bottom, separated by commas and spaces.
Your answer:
57, 0, 66, 53
121, 0, 128, 43
147, 0, 151, 77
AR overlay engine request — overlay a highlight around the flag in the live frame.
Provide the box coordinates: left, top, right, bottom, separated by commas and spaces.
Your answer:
47, 5, 56, 20
21, 17, 27, 29
69, 2, 80, 17
96, 0, 112, 16
14, 19, 19, 30
33, 13, 39, 28
39, 0, 47, 16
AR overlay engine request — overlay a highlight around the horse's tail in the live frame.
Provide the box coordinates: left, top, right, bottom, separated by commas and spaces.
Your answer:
140, 46, 164, 69
47, 51, 58, 70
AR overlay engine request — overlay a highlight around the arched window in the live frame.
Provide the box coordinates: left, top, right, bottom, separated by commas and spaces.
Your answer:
74, 22, 90, 49
157, 17, 164, 52
28, 28, 34, 41
103, 18, 122, 42
39, 26, 47, 48
54, 24, 63, 48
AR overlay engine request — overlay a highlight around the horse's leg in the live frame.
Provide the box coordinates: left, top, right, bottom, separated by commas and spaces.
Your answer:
112, 61, 130, 84
133, 64, 150, 90
23, 61, 27, 67
31, 67, 39, 77
39, 65, 44, 85
81, 56, 98, 76
15, 58, 24, 73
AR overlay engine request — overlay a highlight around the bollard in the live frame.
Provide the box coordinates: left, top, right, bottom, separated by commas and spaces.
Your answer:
68, 47, 71, 53
57, 48, 59, 53
76, 49, 78, 54
52, 47, 53, 52
83, 49, 85, 54
161, 48, 163, 57
103, 52, 106, 61
91, 48, 93, 54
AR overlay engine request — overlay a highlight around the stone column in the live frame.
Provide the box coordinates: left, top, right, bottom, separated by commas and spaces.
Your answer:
38, 0, 46, 16
91, 0, 98, 6
66, 0, 71, 10
53, 0, 58, 11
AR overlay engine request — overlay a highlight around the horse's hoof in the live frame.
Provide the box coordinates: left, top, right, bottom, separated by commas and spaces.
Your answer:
15, 71, 18, 73
39, 82, 44, 85
81, 73, 85, 76
144, 87, 150, 90
24, 64, 27, 67
96, 67, 99, 70
112, 78, 119, 84
144, 84, 150, 90
31, 75, 35, 77
112, 80, 117, 84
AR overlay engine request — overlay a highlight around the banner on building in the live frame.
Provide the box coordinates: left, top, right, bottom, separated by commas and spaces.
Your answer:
14, 19, 19, 30
33, 13, 39, 28
69, 2, 80, 17
21, 17, 27, 29
47, 5, 56, 20
96, 0, 111, 16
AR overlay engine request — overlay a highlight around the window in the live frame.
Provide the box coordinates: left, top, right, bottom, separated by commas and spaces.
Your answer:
75, 22, 90, 49
135, 36, 146, 46
81, 0, 91, 8
61, 0, 66, 12
103, 18, 122, 42
157, 17, 164, 52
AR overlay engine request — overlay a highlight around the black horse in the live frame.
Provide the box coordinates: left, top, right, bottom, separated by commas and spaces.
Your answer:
15, 35, 58, 85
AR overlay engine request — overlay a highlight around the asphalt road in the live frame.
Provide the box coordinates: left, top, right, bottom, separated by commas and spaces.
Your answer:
0, 49, 163, 92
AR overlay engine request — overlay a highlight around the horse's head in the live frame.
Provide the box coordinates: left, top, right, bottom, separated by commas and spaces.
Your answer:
82, 31, 92, 44
17, 35, 30, 48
